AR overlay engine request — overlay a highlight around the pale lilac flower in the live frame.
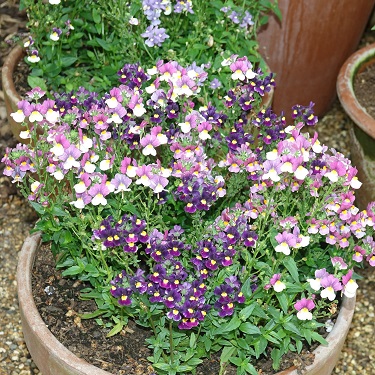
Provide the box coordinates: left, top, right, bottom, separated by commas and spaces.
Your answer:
70, 193, 91, 209
60, 145, 81, 170
209, 78, 222, 90
111, 174, 132, 193
274, 231, 297, 255
262, 159, 282, 182
149, 174, 168, 193
88, 182, 111, 206
307, 268, 329, 291
141, 25, 169, 47
294, 298, 315, 320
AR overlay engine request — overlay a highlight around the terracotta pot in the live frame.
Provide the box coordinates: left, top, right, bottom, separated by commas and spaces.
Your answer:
18, 231, 355, 375
258, 0, 375, 120
2, 44, 26, 143
337, 42, 375, 210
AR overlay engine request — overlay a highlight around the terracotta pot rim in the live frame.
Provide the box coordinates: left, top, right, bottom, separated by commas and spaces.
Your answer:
2, 43, 24, 105
337, 41, 375, 139
17, 232, 355, 375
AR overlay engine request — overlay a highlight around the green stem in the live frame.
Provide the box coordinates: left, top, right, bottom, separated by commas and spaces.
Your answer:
169, 320, 174, 363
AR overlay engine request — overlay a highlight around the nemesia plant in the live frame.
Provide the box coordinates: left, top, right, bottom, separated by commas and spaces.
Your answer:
3, 55, 375, 375
17, 0, 279, 96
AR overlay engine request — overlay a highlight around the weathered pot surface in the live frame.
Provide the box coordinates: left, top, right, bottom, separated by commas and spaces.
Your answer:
337, 42, 375, 209
2, 44, 26, 143
17, 231, 355, 375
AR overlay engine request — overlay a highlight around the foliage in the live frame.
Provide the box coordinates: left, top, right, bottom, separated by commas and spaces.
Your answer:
17, 0, 279, 96
3, 56, 374, 374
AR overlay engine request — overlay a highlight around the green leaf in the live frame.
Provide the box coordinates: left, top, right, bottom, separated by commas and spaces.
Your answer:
92, 8, 101, 23
271, 348, 282, 370
96, 38, 112, 51
29, 201, 45, 215
106, 321, 124, 337
239, 304, 256, 320
51, 206, 68, 217
276, 293, 289, 314
79, 309, 105, 319
284, 322, 302, 336
283, 257, 300, 283
311, 331, 328, 346
189, 332, 196, 348
244, 362, 258, 375
239, 322, 261, 335
176, 365, 193, 372
213, 315, 241, 335
27, 76, 47, 91
254, 336, 268, 358
61, 265, 83, 276
220, 345, 236, 363
60, 56, 78, 67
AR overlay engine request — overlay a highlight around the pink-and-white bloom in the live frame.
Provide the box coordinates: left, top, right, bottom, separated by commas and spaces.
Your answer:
269, 274, 286, 292
294, 298, 315, 320
331, 256, 348, 270
140, 134, 161, 156
274, 231, 297, 255
342, 270, 358, 298
88, 182, 111, 206
105, 88, 123, 108
320, 275, 342, 301
307, 268, 329, 291
229, 56, 256, 81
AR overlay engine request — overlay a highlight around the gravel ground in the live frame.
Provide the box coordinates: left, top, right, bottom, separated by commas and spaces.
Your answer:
1, 15, 375, 375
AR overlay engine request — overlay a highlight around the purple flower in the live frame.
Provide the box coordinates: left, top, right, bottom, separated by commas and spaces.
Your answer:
141, 25, 169, 47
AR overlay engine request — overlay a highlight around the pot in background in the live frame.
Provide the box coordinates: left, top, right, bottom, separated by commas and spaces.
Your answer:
337, 42, 375, 210
2, 44, 26, 143
18, 231, 355, 375
258, 0, 375, 120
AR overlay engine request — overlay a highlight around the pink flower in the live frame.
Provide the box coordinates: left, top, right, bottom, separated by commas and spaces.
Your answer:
294, 298, 315, 320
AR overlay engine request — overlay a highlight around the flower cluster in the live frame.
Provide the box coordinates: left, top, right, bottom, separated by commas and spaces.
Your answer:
4, 55, 375, 374
16, 0, 279, 95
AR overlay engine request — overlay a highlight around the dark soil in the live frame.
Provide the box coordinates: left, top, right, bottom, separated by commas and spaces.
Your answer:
32, 243, 322, 375
353, 35, 375, 119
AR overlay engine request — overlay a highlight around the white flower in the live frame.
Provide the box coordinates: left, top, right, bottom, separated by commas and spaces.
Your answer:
100, 159, 112, 171
129, 17, 139, 25
45, 109, 59, 124
297, 308, 313, 321
74, 181, 88, 194
133, 103, 146, 117
294, 165, 309, 180
50, 32, 60, 41
266, 149, 278, 161
105, 97, 119, 109
350, 176, 362, 189
275, 242, 291, 256
27, 54, 40, 63
307, 278, 322, 291
70, 198, 85, 209
31, 181, 41, 193
10, 110, 26, 123
273, 280, 286, 293
29, 110, 43, 123
49, 0, 61, 4
343, 279, 358, 298
91, 194, 107, 206
19, 130, 31, 140
320, 287, 336, 301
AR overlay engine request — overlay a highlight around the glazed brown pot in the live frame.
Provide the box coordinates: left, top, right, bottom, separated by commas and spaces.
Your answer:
17, 231, 355, 375
2, 44, 26, 143
258, 0, 375, 120
337, 42, 375, 210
